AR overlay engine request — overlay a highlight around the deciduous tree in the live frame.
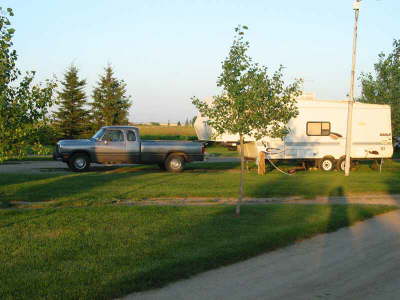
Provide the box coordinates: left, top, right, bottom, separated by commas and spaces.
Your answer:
192, 25, 302, 215
0, 7, 55, 162
359, 39, 400, 138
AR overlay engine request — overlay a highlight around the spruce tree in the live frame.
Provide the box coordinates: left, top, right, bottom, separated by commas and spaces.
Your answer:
55, 65, 88, 139
91, 65, 132, 128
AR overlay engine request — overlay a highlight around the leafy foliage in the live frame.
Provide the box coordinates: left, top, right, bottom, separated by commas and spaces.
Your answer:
192, 26, 302, 141
360, 39, 400, 137
54, 65, 89, 139
0, 7, 56, 162
91, 65, 132, 128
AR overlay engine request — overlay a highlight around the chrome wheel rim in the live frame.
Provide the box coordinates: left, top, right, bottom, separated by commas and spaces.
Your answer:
322, 160, 332, 171
341, 160, 345, 171
170, 158, 182, 169
74, 158, 86, 169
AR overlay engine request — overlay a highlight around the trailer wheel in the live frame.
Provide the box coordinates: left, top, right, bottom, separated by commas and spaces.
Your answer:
319, 156, 335, 171
165, 154, 185, 173
337, 157, 346, 172
337, 156, 355, 172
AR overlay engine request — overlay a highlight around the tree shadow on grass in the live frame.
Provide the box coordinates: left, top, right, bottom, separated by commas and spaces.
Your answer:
1, 171, 154, 205
96, 203, 384, 299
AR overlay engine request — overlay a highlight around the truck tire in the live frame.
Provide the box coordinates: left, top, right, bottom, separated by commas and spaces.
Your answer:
158, 163, 166, 171
165, 154, 185, 173
319, 156, 335, 171
69, 153, 91, 172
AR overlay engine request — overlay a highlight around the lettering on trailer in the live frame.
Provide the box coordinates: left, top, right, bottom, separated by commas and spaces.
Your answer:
380, 133, 392, 137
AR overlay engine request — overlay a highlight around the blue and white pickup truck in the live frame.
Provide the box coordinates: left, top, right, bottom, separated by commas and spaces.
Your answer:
54, 126, 205, 172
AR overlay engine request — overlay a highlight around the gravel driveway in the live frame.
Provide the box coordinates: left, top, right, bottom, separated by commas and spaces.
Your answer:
0, 157, 240, 174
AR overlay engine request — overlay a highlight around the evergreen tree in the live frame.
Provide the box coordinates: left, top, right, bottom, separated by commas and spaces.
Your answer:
177, 121, 181, 126
54, 65, 88, 139
184, 117, 189, 126
91, 65, 132, 128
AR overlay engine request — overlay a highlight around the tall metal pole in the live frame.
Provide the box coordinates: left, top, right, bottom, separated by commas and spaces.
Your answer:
344, 0, 361, 176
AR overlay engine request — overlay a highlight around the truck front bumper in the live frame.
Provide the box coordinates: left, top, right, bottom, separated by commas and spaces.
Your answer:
53, 151, 70, 162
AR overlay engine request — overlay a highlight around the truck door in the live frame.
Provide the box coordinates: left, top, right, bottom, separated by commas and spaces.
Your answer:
126, 129, 140, 163
95, 129, 127, 163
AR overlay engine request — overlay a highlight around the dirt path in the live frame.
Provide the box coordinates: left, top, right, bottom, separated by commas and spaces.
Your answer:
124, 210, 400, 300
121, 194, 400, 207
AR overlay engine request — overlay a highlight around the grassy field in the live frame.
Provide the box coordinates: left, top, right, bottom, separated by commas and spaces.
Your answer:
136, 125, 197, 140
0, 204, 395, 299
1, 160, 400, 208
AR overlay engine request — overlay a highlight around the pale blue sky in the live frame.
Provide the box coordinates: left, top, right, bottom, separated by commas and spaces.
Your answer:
3, 0, 400, 123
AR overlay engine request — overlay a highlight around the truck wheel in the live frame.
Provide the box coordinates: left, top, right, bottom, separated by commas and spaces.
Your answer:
319, 157, 335, 171
165, 155, 184, 173
69, 153, 90, 172
158, 163, 166, 171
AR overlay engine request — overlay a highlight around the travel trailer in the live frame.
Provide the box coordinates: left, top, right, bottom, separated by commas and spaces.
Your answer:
194, 95, 393, 171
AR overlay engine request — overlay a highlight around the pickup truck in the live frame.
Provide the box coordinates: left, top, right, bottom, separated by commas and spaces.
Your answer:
53, 126, 205, 172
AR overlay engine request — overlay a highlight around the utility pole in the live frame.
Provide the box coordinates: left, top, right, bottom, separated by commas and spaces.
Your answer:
344, 0, 361, 176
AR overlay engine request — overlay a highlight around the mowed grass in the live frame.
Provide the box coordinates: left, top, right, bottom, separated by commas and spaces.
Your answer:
1, 160, 400, 208
0, 204, 396, 299
206, 144, 239, 157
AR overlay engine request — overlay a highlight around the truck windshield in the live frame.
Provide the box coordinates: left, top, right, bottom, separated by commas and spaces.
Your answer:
92, 128, 105, 140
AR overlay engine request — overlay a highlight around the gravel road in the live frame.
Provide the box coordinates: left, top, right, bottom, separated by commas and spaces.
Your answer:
125, 210, 400, 300
0, 157, 240, 174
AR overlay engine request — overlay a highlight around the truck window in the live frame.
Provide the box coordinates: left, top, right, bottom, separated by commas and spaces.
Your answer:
127, 130, 136, 142
102, 130, 124, 142
307, 122, 331, 136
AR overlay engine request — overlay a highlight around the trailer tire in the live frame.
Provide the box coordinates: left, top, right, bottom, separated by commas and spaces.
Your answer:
337, 156, 347, 172
165, 154, 185, 173
337, 156, 356, 171
319, 156, 335, 172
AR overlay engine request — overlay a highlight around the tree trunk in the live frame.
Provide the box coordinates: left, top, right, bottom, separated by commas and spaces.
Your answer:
236, 134, 245, 216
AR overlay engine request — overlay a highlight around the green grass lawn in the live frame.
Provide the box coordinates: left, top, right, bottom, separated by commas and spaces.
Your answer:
1, 160, 399, 208
205, 144, 239, 157
0, 204, 395, 299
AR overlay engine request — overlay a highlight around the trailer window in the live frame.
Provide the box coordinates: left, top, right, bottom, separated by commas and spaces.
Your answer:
307, 122, 331, 136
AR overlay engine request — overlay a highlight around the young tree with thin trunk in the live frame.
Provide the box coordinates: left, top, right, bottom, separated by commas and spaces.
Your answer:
91, 65, 132, 128
54, 65, 88, 139
192, 25, 302, 215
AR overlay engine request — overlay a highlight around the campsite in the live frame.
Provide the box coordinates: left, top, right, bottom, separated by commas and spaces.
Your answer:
1, 1, 400, 299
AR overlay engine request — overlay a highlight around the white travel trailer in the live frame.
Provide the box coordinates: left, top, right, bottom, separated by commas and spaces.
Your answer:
194, 96, 393, 171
